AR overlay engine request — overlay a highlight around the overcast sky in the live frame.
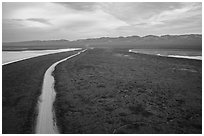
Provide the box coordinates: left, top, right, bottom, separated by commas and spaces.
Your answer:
2, 2, 202, 42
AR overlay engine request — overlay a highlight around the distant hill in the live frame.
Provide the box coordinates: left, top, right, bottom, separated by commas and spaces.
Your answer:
2, 40, 77, 51
2, 34, 202, 51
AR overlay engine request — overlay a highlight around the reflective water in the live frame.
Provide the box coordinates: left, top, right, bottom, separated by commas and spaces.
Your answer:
129, 49, 202, 60
2, 48, 81, 65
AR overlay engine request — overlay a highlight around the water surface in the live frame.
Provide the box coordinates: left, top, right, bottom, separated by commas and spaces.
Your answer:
2, 48, 81, 65
129, 49, 202, 60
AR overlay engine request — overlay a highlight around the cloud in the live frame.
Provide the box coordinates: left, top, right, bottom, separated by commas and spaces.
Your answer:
147, 3, 201, 25
26, 18, 51, 25
99, 2, 201, 27
55, 2, 97, 11
2, 2, 202, 42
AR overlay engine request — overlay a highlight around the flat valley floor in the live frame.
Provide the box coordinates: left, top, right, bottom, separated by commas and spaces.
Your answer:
53, 48, 202, 134
3, 48, 202, 134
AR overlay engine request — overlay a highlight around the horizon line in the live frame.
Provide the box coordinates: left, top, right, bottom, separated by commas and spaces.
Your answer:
2, 33, 202, 43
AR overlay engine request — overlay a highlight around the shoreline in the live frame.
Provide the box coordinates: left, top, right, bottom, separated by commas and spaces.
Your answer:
2, 48, 82, 65
164, 55, 202, 60
2, 50, 83, 133
2, 48, 201, 133
129, 49, 202, 60
53, 48, 201, 133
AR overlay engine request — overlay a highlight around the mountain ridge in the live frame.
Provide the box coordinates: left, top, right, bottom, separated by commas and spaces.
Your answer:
3, 34, 202, 50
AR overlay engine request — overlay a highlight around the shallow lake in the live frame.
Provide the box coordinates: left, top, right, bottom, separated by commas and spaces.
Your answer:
129, 49, 202, 60
2, 48, 81, 65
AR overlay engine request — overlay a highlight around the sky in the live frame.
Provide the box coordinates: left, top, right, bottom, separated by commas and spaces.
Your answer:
2, 2, 202, 42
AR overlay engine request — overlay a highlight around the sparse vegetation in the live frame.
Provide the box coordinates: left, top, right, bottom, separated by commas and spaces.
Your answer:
54, 48, 201, 134
2, 50, 80, 134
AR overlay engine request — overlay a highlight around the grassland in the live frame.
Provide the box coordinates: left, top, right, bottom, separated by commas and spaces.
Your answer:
2, 50, 80, 134
53, 48, 202, 134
